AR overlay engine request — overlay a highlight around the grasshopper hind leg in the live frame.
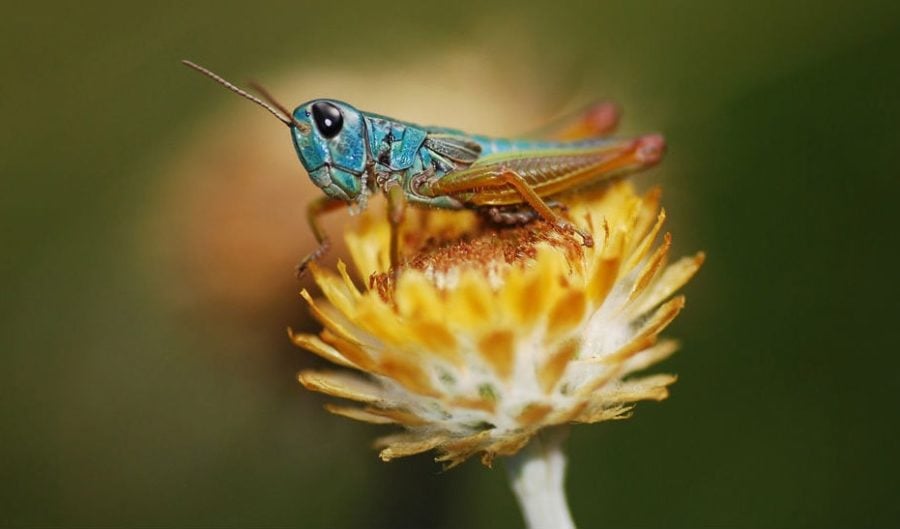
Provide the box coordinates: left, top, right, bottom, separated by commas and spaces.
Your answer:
470, 171, 592, 247
495, 170, 594, 247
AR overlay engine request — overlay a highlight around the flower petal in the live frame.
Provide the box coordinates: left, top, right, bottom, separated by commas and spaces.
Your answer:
624, 209, 666, 274
632, 252, 705, 316
324, 404, 397, 424
627, 232, 671, 303
377, 434, 446, 461
289, 330, 359, 369
546, 289, 587, 341
538, 339, 579, 394
478, 329, 516, 381
298, 370, 386, 403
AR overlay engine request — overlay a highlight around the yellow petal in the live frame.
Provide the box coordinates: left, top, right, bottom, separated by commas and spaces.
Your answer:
367, 407, 430, 426
406, 320, 461, 366
394, 271, 443, 320
448, 395, 496, 414
300, 289, 362, 346
336, 260, 363, 300
377, 434, 446, 461
353, 295, 408, 347
583, 296, 685, 373
297, 370, 385, 403
538, 338, 579, 393
630, 295, 685, 348
586, 255, 621, 306
501, 248, 565, 327
436, 430, 493, 468
478, 329, 515, 381
517, 403, 553, 426
623, 209, 666, 274
626, 187, 663, 254
627, 232, 671, 303
324, 404, 397, 424
378, 355, 442, 397
633, 252, 705, 316
546, 289, 587, 341
484, 432, 532, 457
575, 404, 634, 424
288, 330, 358, 369
345, 206, 391, 277
596, 374, 677, 405
445, 269, 495, 329
320, 330, 379, 372
325, 404, 428, 426
621, 339, 680, 376
547, 399, 590, 424
310, 262, 360, 317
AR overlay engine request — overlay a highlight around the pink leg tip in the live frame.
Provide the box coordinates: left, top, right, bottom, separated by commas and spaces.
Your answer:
635, 133, 666, 165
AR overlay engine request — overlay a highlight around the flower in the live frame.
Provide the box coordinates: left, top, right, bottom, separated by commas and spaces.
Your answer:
291, 181, 703, 468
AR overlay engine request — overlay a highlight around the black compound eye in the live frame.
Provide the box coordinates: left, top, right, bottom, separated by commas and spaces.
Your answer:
311, 101, 343, 139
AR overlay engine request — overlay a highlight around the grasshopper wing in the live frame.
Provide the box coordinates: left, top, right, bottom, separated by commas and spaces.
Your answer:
423, 134, 482, 165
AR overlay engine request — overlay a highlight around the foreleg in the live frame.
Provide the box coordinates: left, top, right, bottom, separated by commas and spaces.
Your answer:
296, 196, 346, 278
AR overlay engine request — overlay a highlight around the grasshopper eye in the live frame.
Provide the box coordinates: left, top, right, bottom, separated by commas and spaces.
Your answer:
311, 102, 343, 139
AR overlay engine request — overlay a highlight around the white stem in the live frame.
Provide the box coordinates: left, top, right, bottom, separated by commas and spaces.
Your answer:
506, 427, 576, 529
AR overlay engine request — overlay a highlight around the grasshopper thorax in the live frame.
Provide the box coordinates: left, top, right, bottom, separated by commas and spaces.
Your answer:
290, 99, 370, 206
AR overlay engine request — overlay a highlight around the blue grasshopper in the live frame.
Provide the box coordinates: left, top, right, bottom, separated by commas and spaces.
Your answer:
183, 61, 666, 274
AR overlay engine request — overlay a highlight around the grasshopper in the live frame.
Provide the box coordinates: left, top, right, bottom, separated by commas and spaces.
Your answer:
183, 61, 665, 275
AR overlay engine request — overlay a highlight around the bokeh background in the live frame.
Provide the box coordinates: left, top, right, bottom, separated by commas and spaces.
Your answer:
2, 1, 899, 527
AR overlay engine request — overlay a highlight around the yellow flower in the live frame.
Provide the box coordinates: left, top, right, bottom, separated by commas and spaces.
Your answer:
291, 181, 703, 468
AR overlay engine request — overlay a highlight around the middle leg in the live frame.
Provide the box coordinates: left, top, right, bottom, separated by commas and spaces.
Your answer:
480, 200, 567, 226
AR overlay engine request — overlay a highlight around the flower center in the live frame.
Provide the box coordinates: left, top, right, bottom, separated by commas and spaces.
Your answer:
370, 219, 585, 300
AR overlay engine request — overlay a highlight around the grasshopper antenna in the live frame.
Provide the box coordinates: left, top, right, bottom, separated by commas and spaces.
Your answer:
181, 60, 309, 132
247, 81, 298, 124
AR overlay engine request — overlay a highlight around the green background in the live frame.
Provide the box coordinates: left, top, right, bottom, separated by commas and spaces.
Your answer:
2, 1, 899, 527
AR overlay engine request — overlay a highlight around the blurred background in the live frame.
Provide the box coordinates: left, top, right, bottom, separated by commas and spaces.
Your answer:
2, 1, 899, 527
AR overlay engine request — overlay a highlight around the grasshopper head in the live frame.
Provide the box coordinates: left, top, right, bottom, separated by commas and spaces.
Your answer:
290, 99, 369, 203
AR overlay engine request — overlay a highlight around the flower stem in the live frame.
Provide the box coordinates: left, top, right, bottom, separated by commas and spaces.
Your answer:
506, 427, 576, 529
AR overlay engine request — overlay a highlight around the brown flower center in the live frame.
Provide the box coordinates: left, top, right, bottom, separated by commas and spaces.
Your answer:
370, 219, 585, 300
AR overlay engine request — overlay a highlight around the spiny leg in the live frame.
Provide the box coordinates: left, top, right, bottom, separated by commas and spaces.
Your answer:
495, 170, 593, 247
296, 196, 346, 278
436, 169, 593, 247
